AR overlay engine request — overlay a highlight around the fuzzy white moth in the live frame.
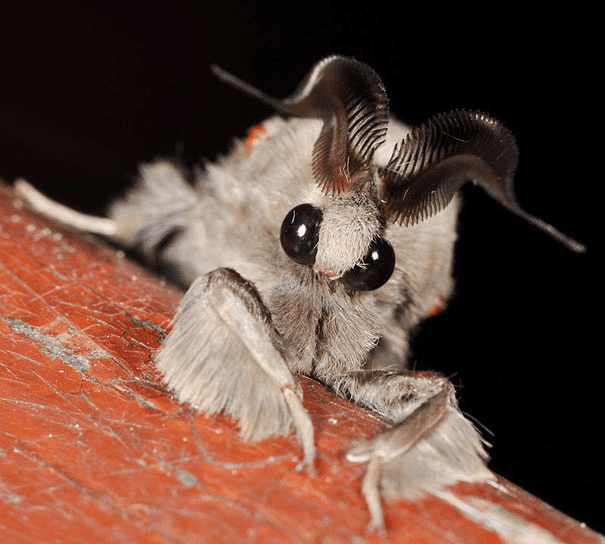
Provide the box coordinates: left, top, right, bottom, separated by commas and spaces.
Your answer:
15, 55, 585, 532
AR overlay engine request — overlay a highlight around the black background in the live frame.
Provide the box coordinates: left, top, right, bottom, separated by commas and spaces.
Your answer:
1, 1, 601, 534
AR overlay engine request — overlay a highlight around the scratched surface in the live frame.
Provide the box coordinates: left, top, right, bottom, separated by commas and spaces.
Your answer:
0, 180, 602, 544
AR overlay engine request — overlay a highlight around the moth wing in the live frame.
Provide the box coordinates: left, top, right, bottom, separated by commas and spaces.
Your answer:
156, 267, 315, 464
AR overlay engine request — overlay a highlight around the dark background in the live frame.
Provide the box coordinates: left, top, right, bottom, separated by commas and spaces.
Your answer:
2, 1, 601, 533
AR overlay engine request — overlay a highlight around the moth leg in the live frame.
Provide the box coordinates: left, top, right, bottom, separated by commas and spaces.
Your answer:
156, 267, 315, 467
14, 179, 118, 235
360, 456, 385, 533
343, 372, 492, 531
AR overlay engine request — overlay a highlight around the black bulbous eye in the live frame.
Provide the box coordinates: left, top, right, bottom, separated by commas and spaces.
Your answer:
280, 204, 323, 266
341, 237, 395, 291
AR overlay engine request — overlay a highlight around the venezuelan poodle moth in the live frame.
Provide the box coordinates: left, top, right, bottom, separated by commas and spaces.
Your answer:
15, 55, 585, 531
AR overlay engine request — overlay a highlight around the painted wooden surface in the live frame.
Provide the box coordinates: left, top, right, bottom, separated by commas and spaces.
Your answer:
1, 181, 602, 543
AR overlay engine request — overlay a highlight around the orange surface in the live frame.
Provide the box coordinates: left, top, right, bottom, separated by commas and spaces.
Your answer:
1, 181, 603, 543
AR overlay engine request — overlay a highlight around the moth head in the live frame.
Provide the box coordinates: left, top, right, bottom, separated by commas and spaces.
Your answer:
213, 56, 396, 290
279, 192, 395, 291
213, 56, 585, 291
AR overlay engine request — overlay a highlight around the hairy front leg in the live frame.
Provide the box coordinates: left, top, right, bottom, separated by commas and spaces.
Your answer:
337, 371, 492, 531
156, 267, 315, 466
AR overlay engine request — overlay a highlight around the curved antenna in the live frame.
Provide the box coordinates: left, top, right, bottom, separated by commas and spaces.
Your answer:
379, 110, 585, 252
212, 56, 389, 194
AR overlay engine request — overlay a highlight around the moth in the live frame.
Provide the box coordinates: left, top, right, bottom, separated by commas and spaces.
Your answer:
16, 55, 585, 532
